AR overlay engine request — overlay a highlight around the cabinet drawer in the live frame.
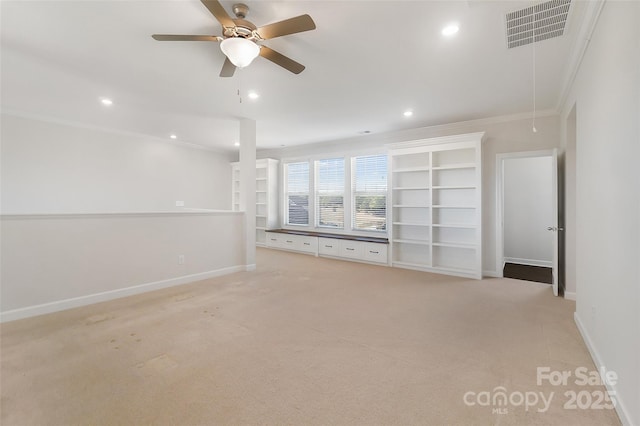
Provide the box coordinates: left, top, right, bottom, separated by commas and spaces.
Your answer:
266, 232, 317, 253
297, 236, 318, 253
281, 236, 298, 250
340, 240, 363, 259
362, 243, 388, 264
318, 237, 340, 256
266, 233, 283, 248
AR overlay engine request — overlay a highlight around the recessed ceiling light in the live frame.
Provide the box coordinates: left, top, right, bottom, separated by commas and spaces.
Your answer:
442, 24, 459, 36
234, 142, 240, 147
248, 91, 259, 100
101, 98, 113, 106
170, 134, 177, 139
403, 110, 413, 117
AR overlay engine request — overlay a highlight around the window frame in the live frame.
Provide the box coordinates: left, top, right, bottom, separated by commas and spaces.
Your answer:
281, 149, 388, 236
314, 157, 346, 229
283, 161, 311, 227
351, 154, 388, 233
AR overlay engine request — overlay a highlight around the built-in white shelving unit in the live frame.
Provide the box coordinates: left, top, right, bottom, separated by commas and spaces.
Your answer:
387, 132, 483, 279
231, 158, 279, 246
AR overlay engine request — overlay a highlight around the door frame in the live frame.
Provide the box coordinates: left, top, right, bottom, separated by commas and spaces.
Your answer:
495, 149, 559, 294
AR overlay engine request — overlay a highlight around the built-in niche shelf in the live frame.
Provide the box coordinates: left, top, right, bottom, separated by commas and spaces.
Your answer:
387, 132, 483, 279
231, 158, 279, 246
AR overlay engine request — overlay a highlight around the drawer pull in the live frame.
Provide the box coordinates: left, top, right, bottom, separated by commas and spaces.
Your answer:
325, 245, 333, 248
270, 238, 277, 241
346, 248, 355, 251
304, 242, 310, 246
369, 250, 379, 254
286, 240, 293, 243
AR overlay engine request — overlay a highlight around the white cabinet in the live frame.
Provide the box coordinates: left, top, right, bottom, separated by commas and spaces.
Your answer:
318, 237, 340, 256
339, 240, 363, 259
265, 232, 318, 253
362, 242, 388, 263
267, 232, 388, 265
231, 159, 279, 246
335, 239, 387, 264
297, 235, 318, 253
279, 235, 298, 251
388, 132, 483, 279
266, 233, 283, 248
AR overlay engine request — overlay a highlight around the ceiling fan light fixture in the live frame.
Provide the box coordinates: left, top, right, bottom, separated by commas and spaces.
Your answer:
220, 37, 260, 68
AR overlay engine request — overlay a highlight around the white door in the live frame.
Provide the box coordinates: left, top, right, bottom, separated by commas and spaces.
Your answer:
497, 149, 560, 296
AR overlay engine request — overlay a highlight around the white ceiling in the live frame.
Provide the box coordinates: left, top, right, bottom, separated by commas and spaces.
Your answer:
1, 0, 586, 151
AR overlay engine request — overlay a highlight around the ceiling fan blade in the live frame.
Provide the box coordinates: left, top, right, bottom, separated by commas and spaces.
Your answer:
257, 14, 316, 40
220, 57, 236, 77
152, 34, 221, 42
201, 0, 234, 28
259, 46, 305, 74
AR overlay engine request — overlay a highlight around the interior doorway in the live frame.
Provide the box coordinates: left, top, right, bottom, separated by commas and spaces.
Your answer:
496, 150, 560, 295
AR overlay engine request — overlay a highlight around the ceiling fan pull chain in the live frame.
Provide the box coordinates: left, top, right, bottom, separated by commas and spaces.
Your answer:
532, 1, 537, 133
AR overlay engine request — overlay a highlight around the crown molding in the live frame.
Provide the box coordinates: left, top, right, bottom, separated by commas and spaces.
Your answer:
555, 0, 606, 114
261, 108, 557, 155
0, 109, 230, 154
386, 132, 485, 150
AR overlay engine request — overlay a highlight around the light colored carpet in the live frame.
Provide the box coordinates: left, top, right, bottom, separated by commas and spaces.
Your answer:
1, 248, 620, 425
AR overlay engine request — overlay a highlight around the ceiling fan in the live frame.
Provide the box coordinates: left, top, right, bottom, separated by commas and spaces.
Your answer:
152, 0, 316, 77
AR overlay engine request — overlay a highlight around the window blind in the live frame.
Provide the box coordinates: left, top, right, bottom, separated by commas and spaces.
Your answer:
316, 157, 344, 228
286, 161, 309, 226
352, 154, 387, 231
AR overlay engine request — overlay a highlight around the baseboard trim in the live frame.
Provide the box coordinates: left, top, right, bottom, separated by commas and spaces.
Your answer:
0, 265, 246, 323
504, 257, 552, 268
574, 312, 632, 425
245, 264, 257, 271
564, 291, 576, 301
482, 270, 501, 278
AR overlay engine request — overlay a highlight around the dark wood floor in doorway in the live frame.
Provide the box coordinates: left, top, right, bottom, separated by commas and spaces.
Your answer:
503, 263, 552, 284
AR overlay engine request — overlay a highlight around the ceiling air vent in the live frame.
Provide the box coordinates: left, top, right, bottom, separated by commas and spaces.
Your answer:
505, 0, 571, 49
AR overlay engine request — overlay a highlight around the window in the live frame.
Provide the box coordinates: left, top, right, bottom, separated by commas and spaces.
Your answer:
315, 158, 344, 228
285, 162, 309, 226
283, 153, 388, 233
352, 154, 387, 231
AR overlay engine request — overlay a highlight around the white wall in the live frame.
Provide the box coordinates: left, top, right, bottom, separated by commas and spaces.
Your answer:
503, 156, 553, 266
260, 113, 561, 276
561, 1, 640, 424
1, 114, 233, 213
0, 114, 244, 321
564, 105, 577, 298
0, 212, 246, 321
